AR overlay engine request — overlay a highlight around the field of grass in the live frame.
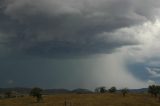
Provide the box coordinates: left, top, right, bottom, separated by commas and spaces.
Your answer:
0, 93, 160, 106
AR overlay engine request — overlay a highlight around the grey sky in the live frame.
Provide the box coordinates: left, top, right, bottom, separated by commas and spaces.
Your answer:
0, 0, 160, 89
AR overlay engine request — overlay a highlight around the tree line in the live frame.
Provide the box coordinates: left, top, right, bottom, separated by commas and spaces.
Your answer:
2, 84, 160, 103
95, 86, 129, 96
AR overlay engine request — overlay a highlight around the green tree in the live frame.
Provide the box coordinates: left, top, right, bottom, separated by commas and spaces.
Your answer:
30, 87, 43, 102
99, 86, 106, 93
5, 91, 12, 98
121, 88, 129, 97
95, 87, 106, 93
108, 86, 117, 93
148, 85, 160, 98
95, 88, 99, 93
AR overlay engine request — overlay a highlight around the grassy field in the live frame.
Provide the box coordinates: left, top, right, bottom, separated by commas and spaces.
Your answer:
0, 93, 160, 106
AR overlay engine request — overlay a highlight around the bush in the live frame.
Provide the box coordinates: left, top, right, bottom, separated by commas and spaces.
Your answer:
108, 86, 117, 93
148, 85, 160, 97
5, 91, 12, 98
30, 87, 43, 102
95, 86, 107, 93
121, 88, 129, 97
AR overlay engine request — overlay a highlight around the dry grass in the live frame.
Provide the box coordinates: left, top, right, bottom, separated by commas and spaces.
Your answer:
0, 93, 159, 106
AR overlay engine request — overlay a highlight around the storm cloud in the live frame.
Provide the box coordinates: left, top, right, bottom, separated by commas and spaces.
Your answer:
1, 0, 160, 89
0, 0, 159, 57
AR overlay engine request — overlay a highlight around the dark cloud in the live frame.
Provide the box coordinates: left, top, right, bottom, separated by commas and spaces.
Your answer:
0, 0, 160, 57
1, 0, 160, 89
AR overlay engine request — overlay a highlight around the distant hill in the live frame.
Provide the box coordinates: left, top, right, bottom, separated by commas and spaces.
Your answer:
72, 88, 93, 94
0, 88, 71, 95
0, 87, 31, 94
0, 87, 147, 94
0, 87, 92, 95
43, 89, 71, 94
129, 88, 148, 93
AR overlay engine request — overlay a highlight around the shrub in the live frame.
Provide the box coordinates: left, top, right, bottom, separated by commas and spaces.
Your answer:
108, 86, 117, 93
121, 88, 129, 97
30, 87, 43, 102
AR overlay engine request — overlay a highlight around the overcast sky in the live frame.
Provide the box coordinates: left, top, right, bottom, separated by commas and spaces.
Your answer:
0, 0, 160, 89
